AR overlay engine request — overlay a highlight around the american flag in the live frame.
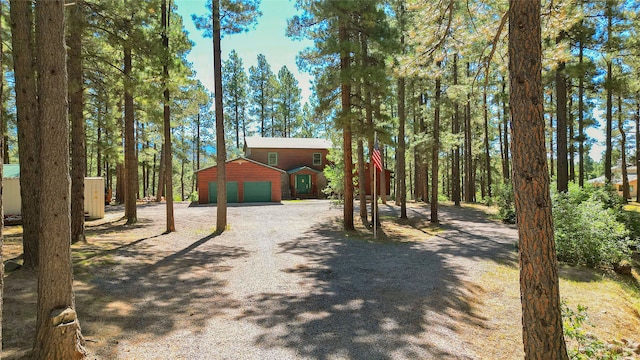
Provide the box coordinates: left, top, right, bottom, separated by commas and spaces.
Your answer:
372, 140, 383, 171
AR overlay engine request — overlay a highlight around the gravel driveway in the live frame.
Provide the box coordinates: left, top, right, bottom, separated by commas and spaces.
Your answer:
80, 200, 517, 359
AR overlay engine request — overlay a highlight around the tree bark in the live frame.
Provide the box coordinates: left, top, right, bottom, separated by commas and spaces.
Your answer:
452, 55, 460, 206
508, 1, 569, 358
578, 40, 585, 187
636, 100, 640, 203
568, 81, 575, 182
213, 0, 227, 233
556, 54, 568, 192
431, 65, 441, 224
618, 96, 630, 200
156, 143, 165, 202
33, 1, 87, 357
464, 62, 474, 203
124, 31, 137, 224
398, 76, 407, 218
604, 4, 613, 183
483, 86, 492, 198
68, 0, 86, 244
339, 15, 354, 231
162, 0, 175, 232
0, 0, 4, 352
10, 0, 40, 270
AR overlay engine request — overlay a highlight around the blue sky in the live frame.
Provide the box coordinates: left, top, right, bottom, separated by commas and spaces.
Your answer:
173, 0, 313, 104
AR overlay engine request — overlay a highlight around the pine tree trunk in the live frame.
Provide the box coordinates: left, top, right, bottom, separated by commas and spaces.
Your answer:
396, 4, 407, 214
464, 62, 473, 203
162, 0, 175, 232
156, 143, 165, 202
397, 76, 407, 218
339, 15, 354, 230
124, 36, 137, 224
605, 5, 613, 183
556, 56, 568, 192
509, 2, 569, 358
452, 55, 461, 206
69, 0, 86, 244
619, 96, 630, 201
431, 66, 441, 224
10, 0, 40, 270
578, 42, 585, 187
33, 1, 87, 357
0, 0, 4, 351
636, 100, 640, 203
213, 0, 227, 233
568, 81, 575, 182
483, 87, 492, 198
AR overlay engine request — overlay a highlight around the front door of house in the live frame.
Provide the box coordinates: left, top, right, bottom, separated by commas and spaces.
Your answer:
295, 174, 311, 195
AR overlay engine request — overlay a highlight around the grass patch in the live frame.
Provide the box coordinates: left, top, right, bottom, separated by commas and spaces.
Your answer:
464, 261, 640, 358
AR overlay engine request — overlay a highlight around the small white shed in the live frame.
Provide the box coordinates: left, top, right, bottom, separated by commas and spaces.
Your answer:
2, 165, 105, 219
2, 164, 21, 216
84, 177, 105, 219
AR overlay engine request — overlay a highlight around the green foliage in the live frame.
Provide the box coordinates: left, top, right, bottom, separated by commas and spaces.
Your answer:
562, 302, 620, 360
492, 182, 516, 224
322, 147, 344, 200
553, 183, 632, 268
189, 191, 198, 202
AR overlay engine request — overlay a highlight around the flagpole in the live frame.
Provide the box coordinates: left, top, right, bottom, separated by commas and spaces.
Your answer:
373, 132, 377, 240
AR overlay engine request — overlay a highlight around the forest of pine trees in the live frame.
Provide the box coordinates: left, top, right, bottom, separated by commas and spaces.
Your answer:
1, 0, 640, 357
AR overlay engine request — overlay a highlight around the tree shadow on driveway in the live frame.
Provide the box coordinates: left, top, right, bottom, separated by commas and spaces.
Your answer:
235, 204, 519, 359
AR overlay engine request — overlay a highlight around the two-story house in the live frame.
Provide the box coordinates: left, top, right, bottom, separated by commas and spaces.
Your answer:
196, 137, 332, 204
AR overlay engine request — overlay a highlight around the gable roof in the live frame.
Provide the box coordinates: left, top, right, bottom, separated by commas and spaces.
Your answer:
195, 156, 286, 173
287, 166, 323, 174
3, 164, 20, 179
245, 136, 332, 150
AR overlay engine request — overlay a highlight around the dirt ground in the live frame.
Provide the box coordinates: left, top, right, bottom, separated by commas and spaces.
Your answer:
2, 200, 640, 359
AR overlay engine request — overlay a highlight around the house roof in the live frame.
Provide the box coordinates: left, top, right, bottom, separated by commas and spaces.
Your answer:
3, 164, 20, 179
588, 174, 638, 185
245, 136, 332, 150
287, 166, 323, 174
195, 156, 286, 173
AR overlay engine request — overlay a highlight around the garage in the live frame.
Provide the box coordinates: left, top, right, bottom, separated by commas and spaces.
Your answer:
196, 157, 285, 204
208, 181, 239, 203
244, 181, 272, 202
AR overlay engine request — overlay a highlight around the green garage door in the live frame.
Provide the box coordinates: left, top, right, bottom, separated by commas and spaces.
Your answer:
244, 181, 272, 202
208, 181, 238, 203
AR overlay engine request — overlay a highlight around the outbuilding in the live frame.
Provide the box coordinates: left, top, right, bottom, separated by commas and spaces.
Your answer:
2, 164, 105, 219
196, 157, 285, 204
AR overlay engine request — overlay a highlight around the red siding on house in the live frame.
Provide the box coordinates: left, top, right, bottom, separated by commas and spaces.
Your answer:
289, 169, 320, 198
197, 159, 283, 203
247, 148, 328, 172
362, 164, 392, 196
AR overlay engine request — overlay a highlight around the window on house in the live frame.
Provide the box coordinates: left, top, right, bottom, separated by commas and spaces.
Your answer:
268, 152, 278, 166
313, 153, 322, 166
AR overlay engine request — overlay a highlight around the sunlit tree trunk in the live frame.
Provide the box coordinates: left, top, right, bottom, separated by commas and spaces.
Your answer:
213, 0, 227, 232
32, 1, 87, 357
162, 0, 175, 232
509, 1, 569, 358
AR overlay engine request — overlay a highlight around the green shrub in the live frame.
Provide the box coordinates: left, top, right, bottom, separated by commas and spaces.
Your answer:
562, 302, 619, 360
553, 183, 632, 267
189, 191, 198, 202
492, 182, 516, 224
